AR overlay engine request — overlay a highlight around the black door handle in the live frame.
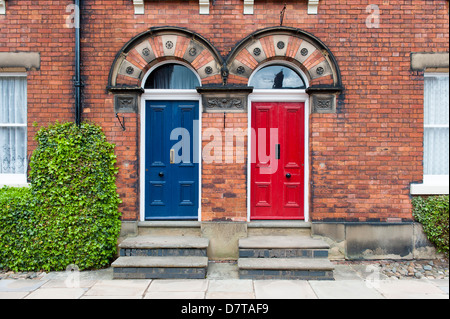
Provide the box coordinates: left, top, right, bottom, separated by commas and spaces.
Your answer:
275, 144, 280, 160
159, 172, 164, 177
286, 173, 291, 178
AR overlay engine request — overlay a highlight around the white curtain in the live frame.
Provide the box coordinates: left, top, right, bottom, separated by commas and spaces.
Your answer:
0, 76, 27, 175
424, 75, 449, 176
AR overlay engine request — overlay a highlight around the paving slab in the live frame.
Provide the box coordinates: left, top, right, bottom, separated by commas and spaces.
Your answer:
332, 264, 363, 280
207, 262, 239, 279
25, 287, 88, 299
84, 279, 151, 297
309, 280, 384, 299
41, 268, 113, 281
208, 279, 254, 293
374, 279, 448, 299
253, 280, 318, 299
348, 264, 389, 280
0, 291, 30, 299
81, 295, 142, 299
148, 279, 208, 292
145, 291, 205, 299
206, 292, 255, 299
427, 278, 449, 294
41, 279, 98, 289
0, 279, 48, 292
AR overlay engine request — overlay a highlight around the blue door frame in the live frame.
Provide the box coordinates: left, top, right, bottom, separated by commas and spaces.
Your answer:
145, 100, 199, 220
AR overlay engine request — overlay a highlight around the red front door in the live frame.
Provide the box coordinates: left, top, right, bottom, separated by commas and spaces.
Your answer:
251, 102, 305, 220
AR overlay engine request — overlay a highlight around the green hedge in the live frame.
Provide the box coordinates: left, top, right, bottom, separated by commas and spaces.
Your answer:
0, 122, 121, 272
412, 195, 449, 257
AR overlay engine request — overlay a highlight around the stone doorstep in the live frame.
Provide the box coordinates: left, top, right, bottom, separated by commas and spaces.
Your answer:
239, 269, 335, 281
247, 221, 311, 228
120, 248, 207, 257
118, 236, 209, 249
112, 256, 208, 279
114, 268, 207, 280
239, 236, 330, 250
239, 248, 329, 259
238, 258, 335, 272
112, 256, 209, 269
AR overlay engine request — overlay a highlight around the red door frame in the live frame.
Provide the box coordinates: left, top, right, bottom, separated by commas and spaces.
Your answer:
250, 102, 305, 220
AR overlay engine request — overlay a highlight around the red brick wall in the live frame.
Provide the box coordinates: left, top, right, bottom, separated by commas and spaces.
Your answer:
0, 0, 76, 152
202, 113, 248, 221
1, 0, 448, 222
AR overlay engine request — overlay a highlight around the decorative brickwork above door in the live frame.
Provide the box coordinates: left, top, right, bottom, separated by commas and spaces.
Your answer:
225, 27, 342, 90
107, 27, 223, 91
107, 26, 343, 114
108, 26, 343, 91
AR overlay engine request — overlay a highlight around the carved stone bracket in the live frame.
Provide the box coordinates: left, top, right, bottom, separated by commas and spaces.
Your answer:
132, 0, 144, 14
109, 86, 144, 113
311, 94, 336, 113
197, 86, 253, 113
308, 0, 320, 15
199, 0, 210, 14
306, 86, 343, 114
243, 0, 254, 14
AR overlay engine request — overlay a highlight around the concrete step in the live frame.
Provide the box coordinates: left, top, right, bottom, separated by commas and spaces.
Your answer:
114, 236, 209, 279
119, 236, 209, 257
239, 236, 330, 259
112, 256, 208, 279
247, 221, 311, 236
238, 258, 335, 280
138, 221, 201, 237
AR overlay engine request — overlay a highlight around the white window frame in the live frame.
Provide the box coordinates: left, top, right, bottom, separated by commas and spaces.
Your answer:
0, 73, 28, 187
411, 72, 449, 195
0, 0, 6, 15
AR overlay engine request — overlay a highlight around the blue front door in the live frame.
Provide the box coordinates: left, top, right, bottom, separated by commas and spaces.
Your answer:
145, 100, 199, 220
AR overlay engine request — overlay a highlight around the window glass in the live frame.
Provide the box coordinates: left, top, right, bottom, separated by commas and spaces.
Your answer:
145, 64, 200, 89
424, 74, 449, 176
249, 64, 306, 89
0, 76, 27, 175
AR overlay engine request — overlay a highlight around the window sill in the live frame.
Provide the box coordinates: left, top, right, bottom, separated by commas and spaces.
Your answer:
411, 175, 449, 195
0, 174, 29, 188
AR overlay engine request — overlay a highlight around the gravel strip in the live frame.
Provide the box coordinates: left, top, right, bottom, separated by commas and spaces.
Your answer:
334, 258, 449, 280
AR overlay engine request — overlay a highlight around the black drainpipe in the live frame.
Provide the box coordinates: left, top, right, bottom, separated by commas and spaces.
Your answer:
74, 0, 82, 126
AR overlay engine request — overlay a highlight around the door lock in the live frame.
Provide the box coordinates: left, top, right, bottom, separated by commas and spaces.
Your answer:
286, 173, 291, 178
159, 171, 164, 177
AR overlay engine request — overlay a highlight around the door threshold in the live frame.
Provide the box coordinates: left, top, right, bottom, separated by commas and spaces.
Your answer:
248, 220, 311, 228
139, 221, 201, 228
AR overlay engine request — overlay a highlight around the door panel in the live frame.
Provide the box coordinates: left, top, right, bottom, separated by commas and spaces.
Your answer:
145, 100, 199, 220
149, 105, 167, 167
251, 103, 278, 217
251, 102, 305, 220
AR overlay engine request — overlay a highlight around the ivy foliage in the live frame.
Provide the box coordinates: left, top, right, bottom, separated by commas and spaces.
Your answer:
412, 195, 449, 257
0, 122, 121, 272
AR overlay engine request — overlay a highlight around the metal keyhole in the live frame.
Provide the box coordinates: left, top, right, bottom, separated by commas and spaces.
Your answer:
286, 173, 291, 178
159, 172, 164, 177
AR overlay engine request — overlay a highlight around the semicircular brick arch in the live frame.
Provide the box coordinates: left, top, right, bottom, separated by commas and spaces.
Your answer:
108, 27, 223, 89
225, 27, 343, 90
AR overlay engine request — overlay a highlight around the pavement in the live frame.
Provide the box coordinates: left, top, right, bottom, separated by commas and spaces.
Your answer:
0, 262, 448, 299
